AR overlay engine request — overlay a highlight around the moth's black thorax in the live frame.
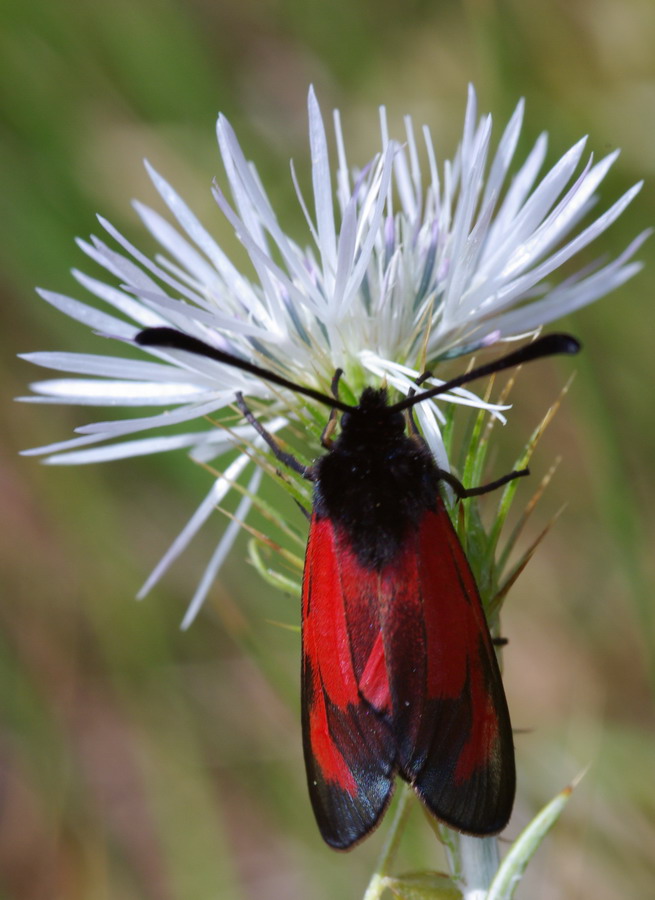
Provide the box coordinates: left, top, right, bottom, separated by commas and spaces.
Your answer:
313, 387, 442, 569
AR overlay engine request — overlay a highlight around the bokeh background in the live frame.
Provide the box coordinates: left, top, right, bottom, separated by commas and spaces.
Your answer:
2, 1, 654, 898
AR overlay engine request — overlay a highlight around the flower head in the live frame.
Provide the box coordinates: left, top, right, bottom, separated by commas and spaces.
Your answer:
21, 86, 645, 625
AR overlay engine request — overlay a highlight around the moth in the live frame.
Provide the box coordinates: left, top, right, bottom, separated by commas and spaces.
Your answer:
136, 327, 579, 848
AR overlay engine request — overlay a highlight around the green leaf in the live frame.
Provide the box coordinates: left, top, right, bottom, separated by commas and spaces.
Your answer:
383, 872, 462, 899
462, 401, 490, 498
490, 505, 563, 618
495, 459, 561, 574
247, 539, 302, 594
486, 377, 572, 565
487, 779, 579, 900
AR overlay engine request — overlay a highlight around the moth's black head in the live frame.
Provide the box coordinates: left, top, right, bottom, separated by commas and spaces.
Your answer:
338, 387, 405, 440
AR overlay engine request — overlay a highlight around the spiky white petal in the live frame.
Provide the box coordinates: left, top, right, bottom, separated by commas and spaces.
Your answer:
21, 86, 645, 621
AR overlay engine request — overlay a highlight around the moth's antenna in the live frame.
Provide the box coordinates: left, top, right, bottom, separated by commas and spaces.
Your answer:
137, 327, 581, 416
390, 333, 581, 413
136, 327, 353, 412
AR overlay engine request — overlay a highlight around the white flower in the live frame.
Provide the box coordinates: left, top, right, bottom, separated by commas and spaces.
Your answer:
20, 85, 645, 625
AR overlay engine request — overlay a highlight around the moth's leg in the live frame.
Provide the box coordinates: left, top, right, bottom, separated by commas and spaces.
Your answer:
236, 392, 314, 480
435, 354, 529, 494
410, 370, 530, 496
439, 467, 529, 499
320, 368, 343, 450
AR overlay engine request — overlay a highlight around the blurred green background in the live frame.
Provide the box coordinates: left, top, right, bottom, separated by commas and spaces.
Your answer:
2, 0, 654, 898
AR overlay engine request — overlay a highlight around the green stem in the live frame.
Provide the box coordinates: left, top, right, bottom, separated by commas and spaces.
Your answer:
362, 786, 414, 900
455, 835, 500, 899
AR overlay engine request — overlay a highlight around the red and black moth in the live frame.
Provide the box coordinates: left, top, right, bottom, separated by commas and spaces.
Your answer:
136, 327, 580, 849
